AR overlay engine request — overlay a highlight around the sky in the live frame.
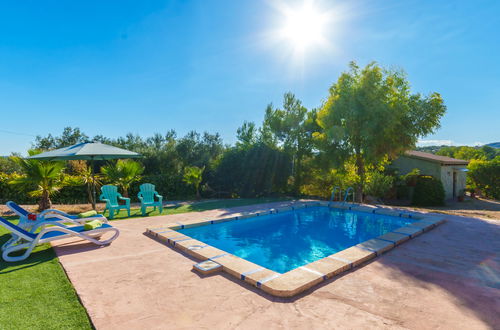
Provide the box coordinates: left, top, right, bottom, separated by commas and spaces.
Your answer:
0, 0, 499, 155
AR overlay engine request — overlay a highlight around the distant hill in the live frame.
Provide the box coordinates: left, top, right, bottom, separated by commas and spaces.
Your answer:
415, 145, 450, 154
486, 142, 500, 148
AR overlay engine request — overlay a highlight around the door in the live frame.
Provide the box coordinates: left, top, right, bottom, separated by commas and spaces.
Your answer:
452, 171, 457, 199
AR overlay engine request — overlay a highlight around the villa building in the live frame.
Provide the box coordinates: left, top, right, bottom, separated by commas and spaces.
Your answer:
392, 150, 469, 200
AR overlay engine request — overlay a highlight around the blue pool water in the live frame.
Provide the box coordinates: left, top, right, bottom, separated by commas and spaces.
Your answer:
179, 207, 414, 273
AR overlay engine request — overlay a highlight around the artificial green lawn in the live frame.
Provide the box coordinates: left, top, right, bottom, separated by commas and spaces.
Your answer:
0, 197, 289, 329
0, 217, 93, 329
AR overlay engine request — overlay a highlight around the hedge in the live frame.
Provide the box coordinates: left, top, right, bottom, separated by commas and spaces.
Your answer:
411, 175, 445, 206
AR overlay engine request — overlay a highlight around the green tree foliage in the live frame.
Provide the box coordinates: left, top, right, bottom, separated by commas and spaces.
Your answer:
183, 166, 205, 199
100, 160, 144, 197
436, 145, 499, 161
236, 121, 258, 149
467, 157, 500, 199
263, 92, 319, 193
0, 156, 22, 173
8, 151, 67, 211
4, 62, 458, 205
412, 176, 445, 206
364, 171, 394, 199
315, 62, 446, 201
213, 143, 291, 197
33, 127, 89, 150
300, 166, 358, 200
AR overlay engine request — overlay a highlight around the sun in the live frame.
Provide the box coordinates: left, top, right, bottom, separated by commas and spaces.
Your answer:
278, 1, 330, 53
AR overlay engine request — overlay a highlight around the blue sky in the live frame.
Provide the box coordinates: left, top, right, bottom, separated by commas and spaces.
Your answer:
0, 0, 499, 155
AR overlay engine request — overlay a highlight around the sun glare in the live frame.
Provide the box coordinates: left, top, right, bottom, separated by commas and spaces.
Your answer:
280, 3, 328, 52
264, 0, 348, 71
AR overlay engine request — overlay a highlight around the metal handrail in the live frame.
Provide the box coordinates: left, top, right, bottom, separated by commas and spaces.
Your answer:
330, 186, 341, 201
343, 187, 355, 202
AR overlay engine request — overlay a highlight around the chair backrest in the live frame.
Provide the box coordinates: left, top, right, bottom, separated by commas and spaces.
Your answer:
139, 183, 156, 203
0, 217, 36, 240
6, 201, 30, 217
100, 185, 120, 205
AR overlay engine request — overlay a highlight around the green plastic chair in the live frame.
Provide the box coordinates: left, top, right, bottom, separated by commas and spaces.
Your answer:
138, 183, 163, 216
99, 185, 130, 219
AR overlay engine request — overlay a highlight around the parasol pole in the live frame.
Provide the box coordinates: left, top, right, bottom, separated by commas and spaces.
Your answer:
91, 156, 96, 210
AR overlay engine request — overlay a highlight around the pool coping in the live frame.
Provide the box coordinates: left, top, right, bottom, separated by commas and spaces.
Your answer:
145, 201, 446, 297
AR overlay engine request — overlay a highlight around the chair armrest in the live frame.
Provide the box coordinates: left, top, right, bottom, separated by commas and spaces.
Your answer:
119, 197, 130, 207
155, 194, 163, 203
39, 209, 70, 218
42, 213, 86, 225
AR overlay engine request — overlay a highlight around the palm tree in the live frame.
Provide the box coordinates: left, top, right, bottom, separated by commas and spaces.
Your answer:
9, 153, 66, 211
79, 166, 102, 206
100, 160, 144, 197
183, 166, 205, 199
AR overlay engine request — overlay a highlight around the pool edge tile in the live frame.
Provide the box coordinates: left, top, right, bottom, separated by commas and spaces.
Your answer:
146, 201, 447, 298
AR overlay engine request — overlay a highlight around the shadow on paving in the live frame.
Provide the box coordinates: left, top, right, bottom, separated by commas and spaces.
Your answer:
367, 215, 499, 327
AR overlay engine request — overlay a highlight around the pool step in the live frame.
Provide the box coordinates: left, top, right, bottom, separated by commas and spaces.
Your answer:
193, 260, 222, 275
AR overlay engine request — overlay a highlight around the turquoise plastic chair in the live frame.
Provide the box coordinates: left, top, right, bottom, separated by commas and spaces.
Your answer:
138, 183, 163, 216
100, 185, 130, 219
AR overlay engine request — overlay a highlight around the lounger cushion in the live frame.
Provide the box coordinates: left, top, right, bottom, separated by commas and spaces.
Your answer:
78, 210, 98, 218
84, 220, 103, 231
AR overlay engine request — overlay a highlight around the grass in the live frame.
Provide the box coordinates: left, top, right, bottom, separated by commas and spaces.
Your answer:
102, 197, 292, 220
0, 197, 289, 329
0, 217, 93, 329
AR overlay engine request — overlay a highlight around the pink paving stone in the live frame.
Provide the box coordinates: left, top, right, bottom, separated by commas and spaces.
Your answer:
52, 200, 500, 329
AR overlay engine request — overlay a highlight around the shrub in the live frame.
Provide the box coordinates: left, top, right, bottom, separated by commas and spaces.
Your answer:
411, 175, 445, 206
365, 171, 394, 199
467, 158, 500, 200
300, 168, 356, 200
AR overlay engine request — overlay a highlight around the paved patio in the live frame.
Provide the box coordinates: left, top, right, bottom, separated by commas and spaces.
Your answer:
53, 201, 500, 329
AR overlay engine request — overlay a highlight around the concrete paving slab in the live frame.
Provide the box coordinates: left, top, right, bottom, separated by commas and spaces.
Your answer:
52, 200, 500, 329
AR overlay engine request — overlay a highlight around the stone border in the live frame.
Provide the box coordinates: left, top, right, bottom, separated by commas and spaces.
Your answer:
145, 201, 446, 297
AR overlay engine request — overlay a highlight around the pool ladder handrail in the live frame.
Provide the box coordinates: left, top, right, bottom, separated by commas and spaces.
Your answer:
330, 186, 341, 202
343, 187, 355, 203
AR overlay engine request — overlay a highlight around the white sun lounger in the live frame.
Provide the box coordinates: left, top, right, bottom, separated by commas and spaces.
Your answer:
6, 201, 108, 225
0, 216, 119, 262
4, 201, 109, 252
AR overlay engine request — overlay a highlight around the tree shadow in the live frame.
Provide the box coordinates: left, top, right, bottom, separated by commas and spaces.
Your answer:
369, 214, 499, 327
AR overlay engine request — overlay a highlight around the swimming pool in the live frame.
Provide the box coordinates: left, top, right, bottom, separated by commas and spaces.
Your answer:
147, 201, 445, 297
179, 207, 414, 273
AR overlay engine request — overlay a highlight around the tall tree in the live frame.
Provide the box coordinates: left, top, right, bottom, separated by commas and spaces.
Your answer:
236, 121, 258, 149
315, 62, 446, 201
263, 92, 318, 194
33, 127, 89, 149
